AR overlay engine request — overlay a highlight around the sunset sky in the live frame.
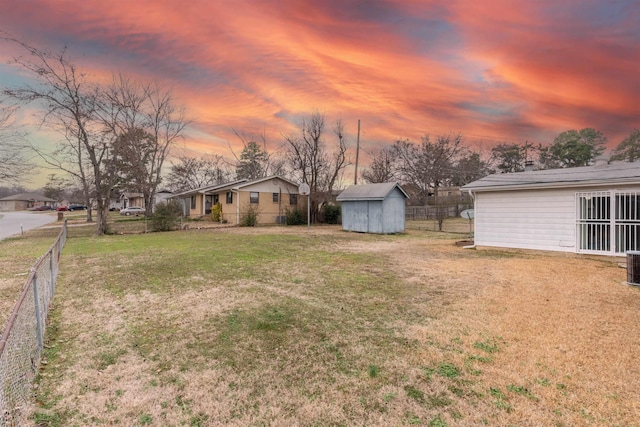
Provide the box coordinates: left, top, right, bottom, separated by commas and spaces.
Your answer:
1, 0, 638, 186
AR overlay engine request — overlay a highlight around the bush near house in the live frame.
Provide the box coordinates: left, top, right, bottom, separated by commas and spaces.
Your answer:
240, 204, 259, 227
321, 204, 341, 224
210, 202, 223, 223
150, 200, 182, 232
285, 207, 306, 225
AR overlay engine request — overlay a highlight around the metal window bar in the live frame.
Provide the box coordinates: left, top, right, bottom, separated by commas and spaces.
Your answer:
0, 221, 67, 426
615, 192, 640, 254
576, 192, 611, 254
577, 191, 640, 255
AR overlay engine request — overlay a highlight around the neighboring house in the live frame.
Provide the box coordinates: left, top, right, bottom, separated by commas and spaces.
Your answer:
462, 160, 640, 256
120, 192, 145, 209
438, 186, 462, 197
172, 176, 302, 225
0, 193, 57, 212
337, 182, 409, 234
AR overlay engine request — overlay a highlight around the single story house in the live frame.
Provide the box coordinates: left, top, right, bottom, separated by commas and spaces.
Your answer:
0, 193, 57, 212
438, 186, 462, 197
461, 160, 640, 256
120, 192, 145, 209
172, 176, 302, 225
336, 182, 409, 234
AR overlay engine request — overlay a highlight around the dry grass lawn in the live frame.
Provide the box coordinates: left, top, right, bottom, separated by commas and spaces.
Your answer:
3, 221, 638, 426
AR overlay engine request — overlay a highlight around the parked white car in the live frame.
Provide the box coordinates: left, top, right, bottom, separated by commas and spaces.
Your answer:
119, 206, 145, 216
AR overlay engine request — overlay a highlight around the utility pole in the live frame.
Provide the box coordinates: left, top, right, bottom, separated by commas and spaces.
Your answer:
354, 119, 360, 185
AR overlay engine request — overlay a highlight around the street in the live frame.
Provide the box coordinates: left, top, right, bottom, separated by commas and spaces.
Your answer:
0, 211, 58, 241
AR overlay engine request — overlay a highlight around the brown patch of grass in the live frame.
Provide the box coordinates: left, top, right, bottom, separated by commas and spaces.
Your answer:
15, 224, 640, 426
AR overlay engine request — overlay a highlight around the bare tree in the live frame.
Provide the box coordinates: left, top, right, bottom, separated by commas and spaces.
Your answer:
2, 36, 114, 233
166, 154, 231, 192
29, 126, 97, 220
0, 100, 32, 185
392, 133, 463, 205
283, 111, 349, 221
101, 75, 189, 215
42, 173, 68, 201
361, 147, 397, 183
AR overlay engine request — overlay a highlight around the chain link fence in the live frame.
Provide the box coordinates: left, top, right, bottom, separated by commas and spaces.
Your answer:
0, 221, 67, 426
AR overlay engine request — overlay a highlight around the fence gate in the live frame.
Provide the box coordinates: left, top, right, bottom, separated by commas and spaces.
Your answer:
577, 191, 640, 255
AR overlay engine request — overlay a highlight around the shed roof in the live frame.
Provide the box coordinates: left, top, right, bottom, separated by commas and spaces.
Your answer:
336, 182, 409, 201
462, 160, 640, 192
0, 192, 56, 202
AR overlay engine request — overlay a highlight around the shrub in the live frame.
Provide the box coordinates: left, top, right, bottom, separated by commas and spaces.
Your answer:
285, 207, 306, 225
240, 204, 259, 227
150, 200, 182, 232
211, 202, 223, 222
321, 204, 341, 224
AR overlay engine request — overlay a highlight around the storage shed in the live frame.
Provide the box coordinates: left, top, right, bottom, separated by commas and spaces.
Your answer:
337, 182, 409, 234
462, 160, 640, 256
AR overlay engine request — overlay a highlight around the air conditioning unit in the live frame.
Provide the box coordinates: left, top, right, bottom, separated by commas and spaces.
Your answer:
627, 251, 640, 286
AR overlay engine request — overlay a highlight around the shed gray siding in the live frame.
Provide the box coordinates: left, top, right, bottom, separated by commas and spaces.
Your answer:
340, 187, 406, 233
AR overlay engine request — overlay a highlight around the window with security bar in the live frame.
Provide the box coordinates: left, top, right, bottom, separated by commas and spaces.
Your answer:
577, 192, 611, 252
577, 191, 640, 254
615, 192, 640, 254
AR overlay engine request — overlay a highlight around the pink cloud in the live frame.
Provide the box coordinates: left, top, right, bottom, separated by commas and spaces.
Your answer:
1, 0, 637, 172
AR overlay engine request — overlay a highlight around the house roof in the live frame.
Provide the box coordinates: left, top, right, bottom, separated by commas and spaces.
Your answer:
0, 192, 57, 202
234, 175, 299, 190
336, 182, 409, 201
171, 176, 299, 198
121, 192, 143, 198
462, 160, 640, 192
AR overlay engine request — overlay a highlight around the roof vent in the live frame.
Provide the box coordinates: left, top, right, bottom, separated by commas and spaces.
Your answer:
524, 160, 535, 172
627, 251, 640, 286
594, 156, 609, 167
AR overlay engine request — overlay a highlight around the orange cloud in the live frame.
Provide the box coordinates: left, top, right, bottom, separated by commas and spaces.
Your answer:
1, 0, 637, 182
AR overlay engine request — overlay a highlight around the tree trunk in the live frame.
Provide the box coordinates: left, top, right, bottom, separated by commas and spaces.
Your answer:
95, 199, 109, 235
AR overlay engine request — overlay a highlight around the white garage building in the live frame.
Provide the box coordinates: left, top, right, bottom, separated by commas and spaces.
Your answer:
462, 160, 640, 256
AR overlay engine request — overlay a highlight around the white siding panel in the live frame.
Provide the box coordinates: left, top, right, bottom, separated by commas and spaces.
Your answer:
475, 188, 577, 252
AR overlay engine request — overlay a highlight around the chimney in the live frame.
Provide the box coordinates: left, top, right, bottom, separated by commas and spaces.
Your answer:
524, 160, 535, 172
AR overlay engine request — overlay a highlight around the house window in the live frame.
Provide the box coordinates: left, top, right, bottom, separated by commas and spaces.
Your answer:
290, 194, 298, 205
273, 193, 279, 203
190, 196, 196, 209
250, 192, 259, 204
205, 195, 213, 214
576, 191, 640, 255
213, 194, 219, 205
226, 192, 233, 204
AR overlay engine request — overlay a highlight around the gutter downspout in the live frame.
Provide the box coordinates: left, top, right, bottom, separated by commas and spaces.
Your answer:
463, 189, 476, 249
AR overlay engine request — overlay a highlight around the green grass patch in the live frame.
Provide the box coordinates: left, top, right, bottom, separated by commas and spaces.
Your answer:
473, 339, 501, 354
507, 384, 539, 401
